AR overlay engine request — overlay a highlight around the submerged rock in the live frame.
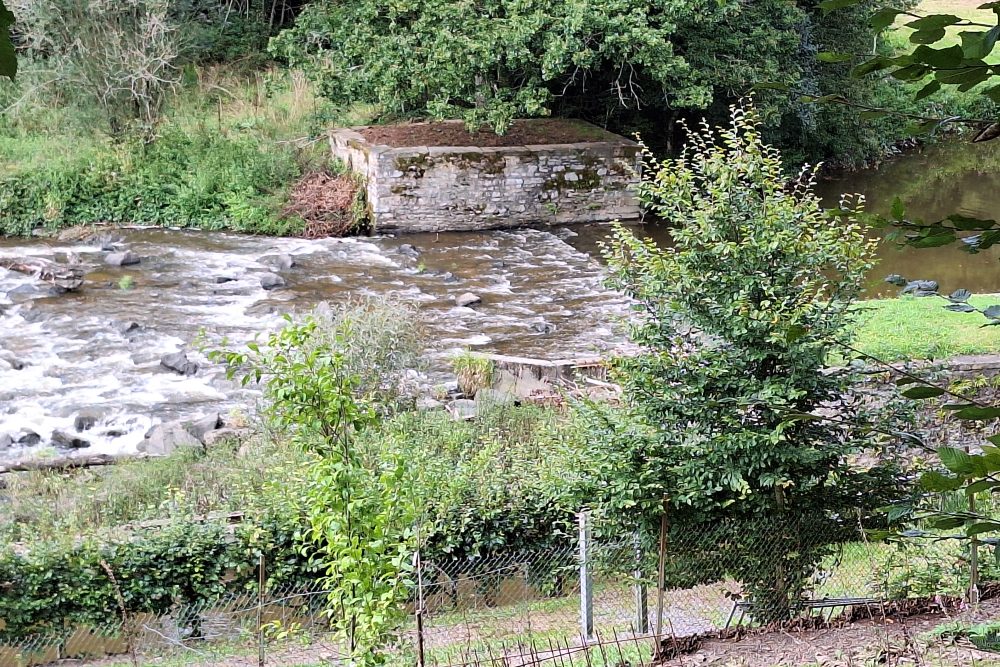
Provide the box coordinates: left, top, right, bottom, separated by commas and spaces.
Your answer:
259, 273, 286, 290
454, 292, 482, 308
51, 429, 90, 449
261, 254, 296, 271
160, 351, 198, 376
105, 251, 140, 267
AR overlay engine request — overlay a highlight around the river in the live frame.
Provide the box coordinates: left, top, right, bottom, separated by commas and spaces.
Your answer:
1, 140, 998, 464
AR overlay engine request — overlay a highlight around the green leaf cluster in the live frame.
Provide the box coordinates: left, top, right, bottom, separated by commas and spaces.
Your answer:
593, 103, 905, 621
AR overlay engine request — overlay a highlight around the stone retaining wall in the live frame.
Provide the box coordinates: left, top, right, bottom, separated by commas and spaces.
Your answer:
328, 120, 642, 233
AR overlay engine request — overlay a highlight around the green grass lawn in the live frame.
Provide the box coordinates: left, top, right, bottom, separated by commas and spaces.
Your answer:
852, 294, 1000, 362
894, 0, 999, 54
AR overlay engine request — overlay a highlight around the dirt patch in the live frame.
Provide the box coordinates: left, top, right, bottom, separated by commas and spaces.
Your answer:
282, 171, 360, 238
660, 599, 1000, 667
358, 119, 620, 148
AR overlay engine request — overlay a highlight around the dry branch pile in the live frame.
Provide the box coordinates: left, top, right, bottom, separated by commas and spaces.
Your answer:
283, 171, 360, 238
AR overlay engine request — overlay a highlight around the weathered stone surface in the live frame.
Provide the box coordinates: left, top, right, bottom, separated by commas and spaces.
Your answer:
139, 422, 202, 456
329, 120, 641, 233
447, 399, 478, 420
203, 427, 246, 448
475, 388, 517, 407
51, 429, 89, 449
182, 413, 222, 442
105, 251, 140, 267
259, 273, 286, 290
160, 351, 198, 376
454, 292, 482, 308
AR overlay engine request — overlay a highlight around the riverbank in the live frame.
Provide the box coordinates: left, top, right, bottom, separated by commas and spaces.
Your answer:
0, 67, 371, 237
854, 294, 1000, 361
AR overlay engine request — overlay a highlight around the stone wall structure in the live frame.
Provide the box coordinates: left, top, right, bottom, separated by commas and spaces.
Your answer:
328, 120, 641, 233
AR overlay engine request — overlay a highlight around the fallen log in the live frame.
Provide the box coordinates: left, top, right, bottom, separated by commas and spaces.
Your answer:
0, 256, 85, 292
0, 453, 155, 474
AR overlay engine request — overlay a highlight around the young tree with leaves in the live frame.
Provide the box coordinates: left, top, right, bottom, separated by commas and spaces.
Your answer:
586, 103, 903, 621
214, 308, 417, 666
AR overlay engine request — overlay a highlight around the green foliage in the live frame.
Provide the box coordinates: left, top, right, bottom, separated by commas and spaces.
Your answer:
0, 124, 306, 235
0, 521, 243, 639
883, 536, 1000, 599
590, 103, 902, 622
369, 405, 581, 563
214, 303, 420, 665
450, 351, 495, 398
852, 294, 1000, 361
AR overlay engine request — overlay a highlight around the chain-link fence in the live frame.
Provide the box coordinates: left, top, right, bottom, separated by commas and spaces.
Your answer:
0, 515, 955, 666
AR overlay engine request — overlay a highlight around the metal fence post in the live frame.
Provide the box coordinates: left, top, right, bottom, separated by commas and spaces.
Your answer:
578, 510, 594, 642
633, 531, 648, 634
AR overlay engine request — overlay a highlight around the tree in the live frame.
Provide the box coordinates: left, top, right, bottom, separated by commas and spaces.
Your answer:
214, 304, 419, 666
1, 0, 14, 80
586, 102, 902, 621
270, 0, 900, 163
11, 0, 181, 134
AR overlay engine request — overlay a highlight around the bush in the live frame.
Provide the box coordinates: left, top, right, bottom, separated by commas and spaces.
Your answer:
0, 124, 308, 235
591, 102, 906, 621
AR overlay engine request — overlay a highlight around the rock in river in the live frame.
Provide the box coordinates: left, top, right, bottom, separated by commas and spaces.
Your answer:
454, 292, 482, 308
51, 429, 90, 449
104, 251, 140, 267
160, 351, 198, 376
259, 273, 286, 290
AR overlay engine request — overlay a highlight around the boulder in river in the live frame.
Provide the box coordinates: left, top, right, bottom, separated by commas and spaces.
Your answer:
104, 251, 140, 267
116, 321, 141, 337
0, 434, 11, 450
0, 352, 25, 371
74, 410, 102, 432
261, 254, 296, 271
214, 274, 238, 284
51, 429, 90, 449
139, 422, 202, 456
160, 351, 198, 376
398, 244, 420, 258
454, 292, 482, 308
16, 431, 41, 446
259, 273, 286, 290
182, 412, 222, 442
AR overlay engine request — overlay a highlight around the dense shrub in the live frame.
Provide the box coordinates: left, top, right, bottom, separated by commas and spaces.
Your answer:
589, 103, 907, 621
367, 405, 582, 564
0, 125, 307, 235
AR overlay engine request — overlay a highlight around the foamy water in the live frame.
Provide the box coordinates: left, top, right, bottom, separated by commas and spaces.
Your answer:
0, 227, 630, 463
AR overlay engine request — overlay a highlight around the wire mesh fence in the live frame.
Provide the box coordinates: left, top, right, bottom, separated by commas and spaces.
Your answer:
0, 514, 963, 667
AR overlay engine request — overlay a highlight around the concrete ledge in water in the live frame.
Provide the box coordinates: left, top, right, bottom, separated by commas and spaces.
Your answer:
328, 119, 642, 233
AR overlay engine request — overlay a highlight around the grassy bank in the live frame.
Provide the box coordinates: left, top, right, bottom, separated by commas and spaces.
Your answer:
0, 66, 372, 236
853, 295, 1000, 361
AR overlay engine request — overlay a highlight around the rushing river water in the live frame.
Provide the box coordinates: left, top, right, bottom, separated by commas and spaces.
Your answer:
2, 140, 999, 464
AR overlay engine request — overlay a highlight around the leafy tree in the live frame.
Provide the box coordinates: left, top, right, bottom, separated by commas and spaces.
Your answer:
1, 0, 14, 79
586, 102, 903, 621
270, 0, 900, 164
214, 308, 417, 666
